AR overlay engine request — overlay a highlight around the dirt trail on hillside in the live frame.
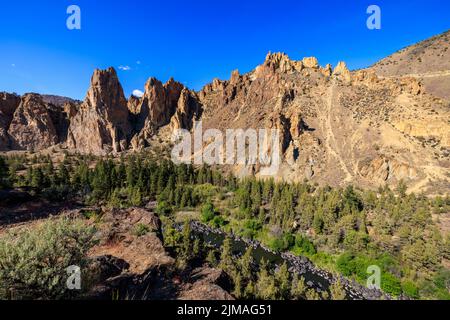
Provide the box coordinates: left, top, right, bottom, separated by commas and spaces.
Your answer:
381, 70, 450, 79
322, 81, 353, 183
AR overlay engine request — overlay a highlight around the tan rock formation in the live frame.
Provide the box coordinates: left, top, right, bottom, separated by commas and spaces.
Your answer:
333, 61, 352, 82
92, 207, 174, 274
178, 268, 234, 300
359, 156, 417, 183
131, 77, 186, 148
302, 56, 319, 69
127, 95, 141, 115
8, 94, 59, 151
67, 67, 132, 154
170, 88, 201, 131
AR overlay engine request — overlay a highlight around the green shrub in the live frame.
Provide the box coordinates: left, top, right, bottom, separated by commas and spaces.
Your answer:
336, 253, 374, 281
156, 200, 172, 216
381, 272, 402, 296
239, 219, 263, 239
211, 216, 226, 228
133, 223, 150, 237
0, 218, 96, 300
201, 202, 216, 223
336, 252, 355, 277
294, 234, 316, 255
402, 280, 420, 299
269, 233, 295, 252
243, 219, 262, 232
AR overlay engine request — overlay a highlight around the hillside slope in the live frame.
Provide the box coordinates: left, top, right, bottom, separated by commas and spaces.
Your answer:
371, 30, 450, 100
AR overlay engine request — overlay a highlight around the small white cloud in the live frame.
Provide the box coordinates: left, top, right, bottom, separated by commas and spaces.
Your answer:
118, 65, 131, 71
136, 61, 141, 65
132, 89, 144, 98
11, 63, 16, 67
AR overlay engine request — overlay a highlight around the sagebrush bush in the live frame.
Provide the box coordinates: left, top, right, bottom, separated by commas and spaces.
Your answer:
0, 218, 96, 300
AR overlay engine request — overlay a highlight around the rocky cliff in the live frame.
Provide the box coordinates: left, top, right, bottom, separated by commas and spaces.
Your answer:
67, 67, 132, 154
0, 93, 21, 150
8, 94, 61, 151
0, 31, 449, 194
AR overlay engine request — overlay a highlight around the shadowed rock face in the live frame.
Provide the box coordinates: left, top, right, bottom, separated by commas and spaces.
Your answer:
0, 92, 21, 150
170, 88, 202, 132
67, 67, 132, 154
8, 94, 59, 151
129, 77, 201, 150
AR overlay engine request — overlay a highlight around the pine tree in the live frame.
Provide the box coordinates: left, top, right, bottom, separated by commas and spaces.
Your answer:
31, 167, 44, 188
58, 162, 70, 186
219, 237, 235, 275
26, 166, 33, 186
130, 187, 142, 206
193, 238, 202, 257
275, 262, 290, 299
290, 273, 306, 300
126, 158, 136, 188
180, 189, 191, 208
232, 273, 243, 299
305, 289, 321, 300
181, 221, 193, 260
243, 280, 255, 299
109, 188, 123, 208
255, 259, 277, 300
206, 250, 217, 267
330, 278, 346, 300
239, 247, 254, 281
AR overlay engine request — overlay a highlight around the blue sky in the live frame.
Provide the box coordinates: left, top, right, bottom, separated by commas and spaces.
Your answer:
0, 0, 449, 99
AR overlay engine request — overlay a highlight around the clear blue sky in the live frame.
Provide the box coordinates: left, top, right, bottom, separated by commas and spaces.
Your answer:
0, 0, 449, 99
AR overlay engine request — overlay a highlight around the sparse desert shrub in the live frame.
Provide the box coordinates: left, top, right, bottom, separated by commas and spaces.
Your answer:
200, 202, 216, 223
133, 223, 150, 237
0, 218, 96, 300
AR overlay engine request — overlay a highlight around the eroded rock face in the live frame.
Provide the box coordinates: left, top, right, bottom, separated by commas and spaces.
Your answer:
333, 61, 352, 83
138, 78, 184, 128
8, 94, 59, 151
302, 56, 319, 69
178, 267, 234, 300
127, 95, 141, 115
92, 207, 173, 274
358, 156, 417, 183
0, 92, 21, 150
67, 68, 131, 154
170, 88, 201, 131
131, 77, 198, 149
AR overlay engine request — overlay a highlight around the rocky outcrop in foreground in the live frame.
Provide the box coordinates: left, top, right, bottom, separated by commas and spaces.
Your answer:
85, 207, 233, 300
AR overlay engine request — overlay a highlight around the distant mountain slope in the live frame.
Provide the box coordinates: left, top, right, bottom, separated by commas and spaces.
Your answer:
371, 30, 450, 100
41, 94, 81, 107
